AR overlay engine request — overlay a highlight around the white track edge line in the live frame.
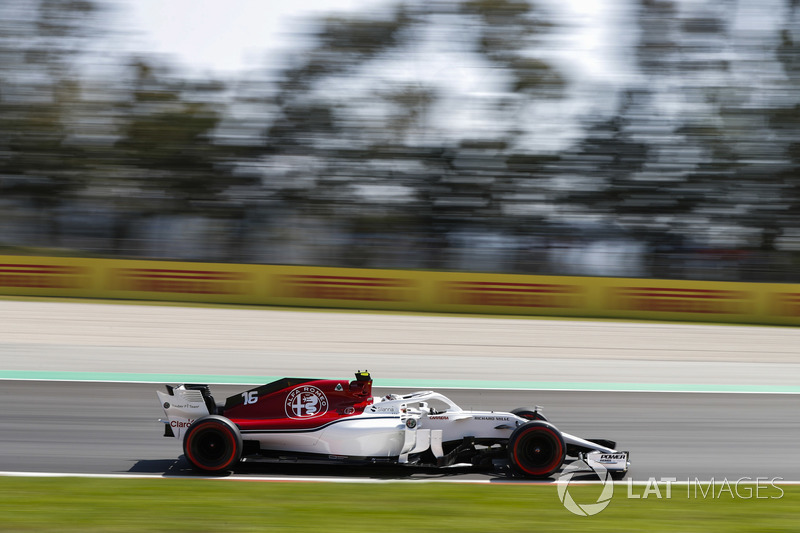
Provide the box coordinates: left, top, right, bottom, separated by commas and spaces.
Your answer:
1, 471, 800, 485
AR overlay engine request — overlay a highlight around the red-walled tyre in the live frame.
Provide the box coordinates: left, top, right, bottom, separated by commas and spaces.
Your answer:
183, 415, 243, 474
507, 421, 566, 478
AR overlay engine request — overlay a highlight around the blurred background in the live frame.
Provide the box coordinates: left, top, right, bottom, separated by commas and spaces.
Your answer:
1, 0, 799, 282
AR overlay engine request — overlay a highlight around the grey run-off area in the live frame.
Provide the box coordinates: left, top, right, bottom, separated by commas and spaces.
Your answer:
1, 299, 799, 387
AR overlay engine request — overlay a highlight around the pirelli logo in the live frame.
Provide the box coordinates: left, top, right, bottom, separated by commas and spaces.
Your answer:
610, 287, 754, 315
770, 293, 800, 317
0, 263, 90, 289
440, 281, 584, 308
110, 268, 253, 295
276, 275, 417, 302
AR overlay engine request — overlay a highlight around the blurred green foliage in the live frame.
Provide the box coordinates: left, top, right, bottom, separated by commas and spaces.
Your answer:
1, 0, 799, 281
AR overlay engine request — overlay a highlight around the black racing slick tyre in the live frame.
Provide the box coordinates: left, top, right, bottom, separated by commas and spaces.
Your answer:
507, 421, 566, 479
183, 415, 243, 474
511, 407, 548, 422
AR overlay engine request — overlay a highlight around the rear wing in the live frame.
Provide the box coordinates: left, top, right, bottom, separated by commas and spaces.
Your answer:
156, 384, 213, 439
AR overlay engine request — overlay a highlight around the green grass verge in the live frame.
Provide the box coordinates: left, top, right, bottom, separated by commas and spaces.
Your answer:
0, 478, 796, 532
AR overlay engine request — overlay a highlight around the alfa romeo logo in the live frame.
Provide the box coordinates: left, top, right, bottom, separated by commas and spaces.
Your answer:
557, 459, 614, 516
285, 386, 329, 419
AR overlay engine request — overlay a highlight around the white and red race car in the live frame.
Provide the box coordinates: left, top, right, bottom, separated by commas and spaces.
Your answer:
157, 371, 629, 478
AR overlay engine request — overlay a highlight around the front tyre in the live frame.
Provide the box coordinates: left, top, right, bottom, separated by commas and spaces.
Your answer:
183, 415, 243, 474
511, 407, 547, 422
507, 421, 566, 478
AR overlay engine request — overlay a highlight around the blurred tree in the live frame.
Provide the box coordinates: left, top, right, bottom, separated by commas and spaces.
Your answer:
99, 60, 267, 258
261, 0, 566, 268
0, 0, 101, 244
562, 0, 799, 272
1, 0, 798, 279
461, 0, 563, 97
115, 62, 228, 210
0, 1, 261, 256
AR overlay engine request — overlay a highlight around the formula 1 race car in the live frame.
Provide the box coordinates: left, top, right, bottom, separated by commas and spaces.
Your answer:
157, 371, 629, 479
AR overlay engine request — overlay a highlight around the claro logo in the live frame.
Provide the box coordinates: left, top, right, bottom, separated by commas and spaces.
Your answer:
440, 281, 584, 308
609, 287, 754, 315
110, 268, 253, 295
170, 419, 194, 428
276, 275, 417, 302
0, 263, 89, 289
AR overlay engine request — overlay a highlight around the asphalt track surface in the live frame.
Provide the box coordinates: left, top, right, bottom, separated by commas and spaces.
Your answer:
1, 299, 799, 482
1, 381, 797, 481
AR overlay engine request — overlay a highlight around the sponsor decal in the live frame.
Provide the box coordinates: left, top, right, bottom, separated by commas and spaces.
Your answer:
439, 281, 583, 308
609, 287, 753, 315
770, 292, 800, 317
0, 263, 89, 289
166, 403, 199, 409
599, 454, 627, 461
335, 383, 344, 392
370, 406, 396, 413
170, 419, 194, 428
473, 416, 510, 421
163, 402, 170, 409
406, 419, 417, 429
110, 268, 252, 295
343, 407, 355, 415
276, 274, 417, 302
428, 416, 449, 420
285, 386, 329, 419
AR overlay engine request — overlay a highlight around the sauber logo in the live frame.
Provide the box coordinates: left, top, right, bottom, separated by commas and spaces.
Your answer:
0, 263, 89, 289
609, 287, 753, 315
110, 268, 252, 295
439, 281, 583, 308
285, 386, 329, 419
277, 275, 417, 302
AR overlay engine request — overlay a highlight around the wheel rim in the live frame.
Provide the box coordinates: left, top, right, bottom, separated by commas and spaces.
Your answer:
513, 427, 562, 476
195, 429, 228, 463
187, 423, 235, 470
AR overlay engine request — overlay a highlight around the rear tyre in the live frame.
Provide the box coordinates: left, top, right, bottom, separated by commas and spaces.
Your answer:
507, 421, 566, 478
511, 407, 547, 422
183, 415, 243, 474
